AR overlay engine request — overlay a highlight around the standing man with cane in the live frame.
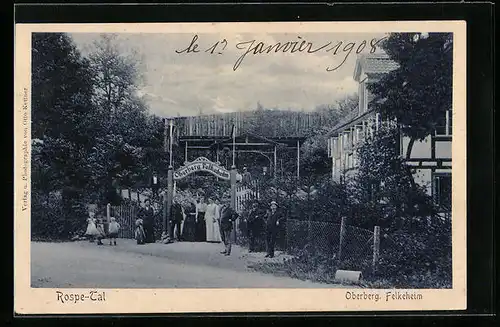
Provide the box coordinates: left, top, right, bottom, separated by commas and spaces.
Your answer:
219, 199, 238, 256
265, 201, 282, 258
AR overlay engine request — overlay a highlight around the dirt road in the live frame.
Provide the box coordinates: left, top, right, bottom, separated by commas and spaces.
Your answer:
31, 239, 344, 288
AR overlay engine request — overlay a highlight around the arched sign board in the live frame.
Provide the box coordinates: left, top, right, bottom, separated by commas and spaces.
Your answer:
173, 157, 231, 181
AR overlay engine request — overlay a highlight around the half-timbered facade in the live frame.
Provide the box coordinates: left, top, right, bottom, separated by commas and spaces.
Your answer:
327, 53, 452, 217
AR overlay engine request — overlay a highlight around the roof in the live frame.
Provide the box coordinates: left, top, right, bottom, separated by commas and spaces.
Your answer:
353, 53, 400, 82
330, 109, 361, 133
179, 132, 305, 149
329, 53, 399, 135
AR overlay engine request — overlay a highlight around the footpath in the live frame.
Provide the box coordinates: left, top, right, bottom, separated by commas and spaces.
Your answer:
31, 239, 342, 288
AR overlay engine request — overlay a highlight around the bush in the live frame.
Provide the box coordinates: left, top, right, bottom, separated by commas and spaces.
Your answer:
370, 218, 452, 288
31, 188, 88, 241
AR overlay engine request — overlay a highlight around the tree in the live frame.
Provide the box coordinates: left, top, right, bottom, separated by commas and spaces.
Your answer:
352, 126, 436, 230
31, 33, 97, 238
300, 95, 358, 176
88, 34, 143, 126
368, 32, 453, 159
32, 33, 96, 145
86, 34, 150, 202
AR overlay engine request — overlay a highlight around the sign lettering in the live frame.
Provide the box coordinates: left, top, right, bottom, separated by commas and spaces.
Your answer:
173, 157, 231, 181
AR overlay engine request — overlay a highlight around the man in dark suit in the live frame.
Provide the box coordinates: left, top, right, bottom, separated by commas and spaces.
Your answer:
265, 201, 282, 258
170, 196, 184, 241
245, 202, 262, 252
219, 201, 238, 256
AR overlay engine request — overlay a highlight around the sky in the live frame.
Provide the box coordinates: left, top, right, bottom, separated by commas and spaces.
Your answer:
70, 32, 387, 117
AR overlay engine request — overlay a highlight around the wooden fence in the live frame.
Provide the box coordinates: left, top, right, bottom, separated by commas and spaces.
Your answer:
110, 203, 141, 239
172, 111, 333, 137
235, 180, 260, 213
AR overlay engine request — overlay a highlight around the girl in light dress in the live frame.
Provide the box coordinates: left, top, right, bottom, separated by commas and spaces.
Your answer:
85, 211, 99, 243
205, 198, 222, 242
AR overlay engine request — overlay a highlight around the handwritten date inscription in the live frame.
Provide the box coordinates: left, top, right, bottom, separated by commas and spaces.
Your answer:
175, 34, 386, 72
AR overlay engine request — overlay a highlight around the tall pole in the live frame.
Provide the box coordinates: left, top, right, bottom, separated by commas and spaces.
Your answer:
296, 139, 300, 180
230, 124, 237, 243
163, 119, 174, 242
169, 119, 173, 167
232, 124, 236, 168
274, 145, 277, 178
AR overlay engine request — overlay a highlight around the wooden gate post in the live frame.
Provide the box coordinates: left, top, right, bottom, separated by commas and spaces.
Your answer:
373, 225, 380, 271
230, 166, 237, 243
106, 203, 111, 234
164, 166, 174, 242
338, 216, 346, 261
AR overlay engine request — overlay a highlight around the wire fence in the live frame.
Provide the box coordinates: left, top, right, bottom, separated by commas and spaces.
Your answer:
234, 216, 378, 271
339, 224, 375, 270
285, 219, 375, 270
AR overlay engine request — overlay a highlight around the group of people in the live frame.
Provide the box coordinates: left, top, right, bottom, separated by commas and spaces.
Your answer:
84, 195, 284, 259
170, 197, 224, 243
243, 200, 283, 258
85, 210, 121, 246
168, 196, 239, 256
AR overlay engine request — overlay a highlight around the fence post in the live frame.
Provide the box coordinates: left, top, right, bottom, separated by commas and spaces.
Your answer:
338, 216, 346, 261
106, 203, 111, 234
373, 225, 380, 271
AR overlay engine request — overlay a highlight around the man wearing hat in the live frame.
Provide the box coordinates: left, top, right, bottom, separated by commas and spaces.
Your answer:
219, 200, 239, 256
265, 201, 282, 258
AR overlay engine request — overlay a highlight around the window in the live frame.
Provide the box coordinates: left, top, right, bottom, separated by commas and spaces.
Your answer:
435, 109, 452, 136
343, 133, 349, 151
359, 82, 365, 114
358, 79, 369, 115
433, 174, 452, 212
332, 158, 336, 179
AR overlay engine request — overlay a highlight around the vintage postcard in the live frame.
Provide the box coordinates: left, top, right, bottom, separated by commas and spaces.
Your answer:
14, 21, 466, 314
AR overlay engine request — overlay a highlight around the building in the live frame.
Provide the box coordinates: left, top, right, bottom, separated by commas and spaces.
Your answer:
327, 53, 452, 218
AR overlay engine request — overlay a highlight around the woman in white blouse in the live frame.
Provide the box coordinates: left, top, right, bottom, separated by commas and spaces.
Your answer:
205, 197, 221, 242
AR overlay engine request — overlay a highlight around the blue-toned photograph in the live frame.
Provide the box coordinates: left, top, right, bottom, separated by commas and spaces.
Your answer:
30, 31, 453, 289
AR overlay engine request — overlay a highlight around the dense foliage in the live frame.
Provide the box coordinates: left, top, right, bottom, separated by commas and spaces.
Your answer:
31, 33, 161, 239
368, 32, 453, 159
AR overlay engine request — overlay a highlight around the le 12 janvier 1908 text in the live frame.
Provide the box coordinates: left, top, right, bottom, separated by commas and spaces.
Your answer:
175, 34, 387, 72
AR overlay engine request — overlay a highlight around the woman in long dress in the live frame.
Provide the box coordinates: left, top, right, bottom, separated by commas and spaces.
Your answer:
195, 197, 207, 242
181, 201, 197, 242
205, 198, 220, 242
213, 199, 222, 242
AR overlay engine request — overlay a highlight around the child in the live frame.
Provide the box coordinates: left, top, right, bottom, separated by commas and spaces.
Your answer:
135, 217, 146, 245
95, 216, 106, 246
108, 217, 120, 246
85, 212, 99, 242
